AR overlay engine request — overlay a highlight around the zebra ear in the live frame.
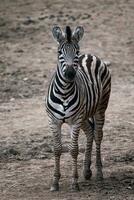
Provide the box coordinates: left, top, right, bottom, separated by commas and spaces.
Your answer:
72, 26, 84, 42
52, 26, 64, 43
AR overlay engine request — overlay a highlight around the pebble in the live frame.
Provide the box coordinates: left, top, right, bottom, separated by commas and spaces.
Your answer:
23, 77, 28, 81
127, 186, 132, 190
23, 17, 36, 25
10, 98, 15, 102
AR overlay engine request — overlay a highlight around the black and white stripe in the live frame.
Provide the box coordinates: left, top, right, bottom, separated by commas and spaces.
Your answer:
45, 26, 111, 191
46, 54, 110, 122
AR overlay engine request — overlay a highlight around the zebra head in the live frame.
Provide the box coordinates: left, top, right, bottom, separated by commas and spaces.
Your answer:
52, 26, 84, 82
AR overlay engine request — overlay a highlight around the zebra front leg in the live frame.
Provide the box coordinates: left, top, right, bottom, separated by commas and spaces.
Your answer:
82, 120, 94, 180
94, 114, 105, 180
50, 122, 62, 191
69, 127, 80, 191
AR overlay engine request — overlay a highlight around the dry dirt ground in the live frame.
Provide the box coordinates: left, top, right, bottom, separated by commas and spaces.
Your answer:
0, 0, 134, 199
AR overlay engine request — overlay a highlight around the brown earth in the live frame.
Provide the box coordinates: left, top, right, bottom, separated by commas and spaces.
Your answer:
0, 0, 134, 199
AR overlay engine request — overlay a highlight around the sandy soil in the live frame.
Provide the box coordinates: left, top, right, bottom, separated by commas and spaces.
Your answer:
0, 0, 134, 199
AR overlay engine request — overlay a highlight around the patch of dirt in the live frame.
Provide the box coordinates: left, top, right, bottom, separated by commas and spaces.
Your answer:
0, 0, 134, 199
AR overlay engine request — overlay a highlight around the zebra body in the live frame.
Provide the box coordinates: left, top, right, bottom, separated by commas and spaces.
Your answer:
46, 54, 110, 123
45, 26, 111, 191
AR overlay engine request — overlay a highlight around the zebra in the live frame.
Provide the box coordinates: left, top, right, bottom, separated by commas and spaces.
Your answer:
45, 25, 111, 191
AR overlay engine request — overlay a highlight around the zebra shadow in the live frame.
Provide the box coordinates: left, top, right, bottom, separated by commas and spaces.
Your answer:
79, 169, 134, 194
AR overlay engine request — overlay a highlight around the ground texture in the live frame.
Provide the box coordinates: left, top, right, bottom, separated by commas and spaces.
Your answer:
0, 0, 134, 199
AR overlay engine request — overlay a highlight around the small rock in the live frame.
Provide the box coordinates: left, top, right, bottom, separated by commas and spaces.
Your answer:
23, 17, 36, 25
68, 16, 76, 21
49, 15, 55, 19
38, 143, 52, 153
81, 14, 91, 20
127, 186, 132, 190
126, 40, 133, 45
15, 49, 24, 53
23, 77, 28, 81
37, 154, 49, 159
4, 88, 11, 92
10, 98, 15, 102
58, 11, 63, 15
9, 148, 20, 156
38, 16, 48, 20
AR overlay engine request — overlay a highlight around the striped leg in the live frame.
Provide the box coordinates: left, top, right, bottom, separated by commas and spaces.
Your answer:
69, 126, 80, 191
94, 113, 105, 180
49, 121, 62, 191
82, 120, 94, 180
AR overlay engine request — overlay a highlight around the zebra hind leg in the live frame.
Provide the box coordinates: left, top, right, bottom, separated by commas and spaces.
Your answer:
49, 122, 62, 191
94, 113, 105, 181
82, 119, 94, 180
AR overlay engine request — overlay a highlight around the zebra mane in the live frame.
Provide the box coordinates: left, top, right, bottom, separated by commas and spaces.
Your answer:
65, 26, 72, 43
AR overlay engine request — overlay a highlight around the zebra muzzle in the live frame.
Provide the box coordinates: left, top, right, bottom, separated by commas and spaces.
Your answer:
64, 66, 76, 81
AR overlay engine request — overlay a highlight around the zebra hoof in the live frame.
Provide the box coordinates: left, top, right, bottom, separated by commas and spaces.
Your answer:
83, 169, 92, 180
50, 183, 59, 192
71, 183, 80, 192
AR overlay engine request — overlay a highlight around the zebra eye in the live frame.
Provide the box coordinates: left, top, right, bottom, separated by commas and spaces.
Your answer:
76, 51, 79, 55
